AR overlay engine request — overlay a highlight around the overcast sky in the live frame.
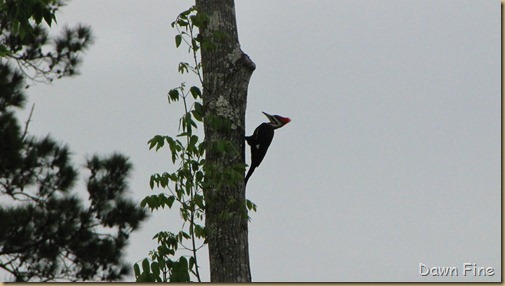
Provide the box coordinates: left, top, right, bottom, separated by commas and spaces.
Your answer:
17, 0, 500, 282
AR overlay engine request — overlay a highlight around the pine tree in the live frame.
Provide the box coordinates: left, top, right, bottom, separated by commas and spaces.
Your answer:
0, 0, 147, 281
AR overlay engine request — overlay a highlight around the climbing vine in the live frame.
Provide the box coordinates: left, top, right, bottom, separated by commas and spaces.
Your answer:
134, 6, 206, 282
134, 5, 257, 282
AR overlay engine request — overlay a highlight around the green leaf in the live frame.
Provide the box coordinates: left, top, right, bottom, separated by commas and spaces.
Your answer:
175, 34, 182, 48
141, 194, 175, 211
192, 101, 204, 122
165, 195, 175, 208
149, 177, 154, 189
156, 254, 165, 266
181, 112, 196, 135
177, 19, 189, 27
246, 199, 258, 212
177, 230, 191, 242
133, 263, 140, 277
179, 8, 192, 18
168, 89, 180, 102
189, 86, 201, 99
195, 171, 204, 184
187, 113, 197, 129
189, 256, 195, 271
158, 245, 170, 256
147, 135, 167, 151
170, 257, 190, 282
162, 137, 180, 163
151, 261, 160, 277
178, 62, 189, 74
194, 224, 206, 238
191, 38, 200, 52
190, 135, 198, 147
194, 102, 203, 113
142, 258, 151, 273
166, 258, 173, 269
191, 11, 209, 28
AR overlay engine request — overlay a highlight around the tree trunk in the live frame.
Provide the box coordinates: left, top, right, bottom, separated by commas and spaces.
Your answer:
196, 0, 256, 282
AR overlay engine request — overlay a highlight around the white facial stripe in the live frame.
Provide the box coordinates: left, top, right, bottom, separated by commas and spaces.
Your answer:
271, 116, 283, 128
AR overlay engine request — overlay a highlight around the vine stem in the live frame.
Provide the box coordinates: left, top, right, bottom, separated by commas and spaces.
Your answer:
183, 11, 206, 282
182, 85, 201, 282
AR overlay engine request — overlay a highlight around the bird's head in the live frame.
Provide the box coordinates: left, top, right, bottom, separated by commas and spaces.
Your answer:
263, 111, 291, 129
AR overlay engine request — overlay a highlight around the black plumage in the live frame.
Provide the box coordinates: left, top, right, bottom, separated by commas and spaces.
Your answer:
244, 112, 290, 186
245, 123, 275, 185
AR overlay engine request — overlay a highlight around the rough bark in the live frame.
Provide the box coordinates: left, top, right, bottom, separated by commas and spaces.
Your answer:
196, 0, 255, 282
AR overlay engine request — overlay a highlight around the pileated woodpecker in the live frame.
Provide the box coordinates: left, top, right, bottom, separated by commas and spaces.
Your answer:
245, 112, 291, 185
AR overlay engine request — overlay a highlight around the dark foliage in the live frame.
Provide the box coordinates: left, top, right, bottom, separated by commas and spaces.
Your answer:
0, 1, 147, 282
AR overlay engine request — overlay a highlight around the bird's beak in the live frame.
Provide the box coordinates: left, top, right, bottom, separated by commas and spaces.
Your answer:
262, 111, 275, 124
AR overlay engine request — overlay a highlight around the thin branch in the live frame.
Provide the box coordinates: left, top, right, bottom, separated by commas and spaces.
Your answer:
21, 103, 35, 142
10, 55, 54, 83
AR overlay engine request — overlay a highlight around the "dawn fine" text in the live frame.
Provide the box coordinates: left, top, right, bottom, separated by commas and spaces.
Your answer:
419, 263, 495, 277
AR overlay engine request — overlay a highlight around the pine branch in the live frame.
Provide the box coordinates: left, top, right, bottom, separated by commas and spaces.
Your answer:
21, 103, 35, 142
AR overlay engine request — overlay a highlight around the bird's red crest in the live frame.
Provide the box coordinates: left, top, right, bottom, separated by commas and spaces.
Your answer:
278, 116, 291, 125
262, 111, 290, 129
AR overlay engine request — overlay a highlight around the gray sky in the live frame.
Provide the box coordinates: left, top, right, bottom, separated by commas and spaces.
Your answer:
18, 0, 500, 282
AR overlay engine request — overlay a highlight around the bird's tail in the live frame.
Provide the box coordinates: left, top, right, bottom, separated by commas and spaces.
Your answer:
244, 165, 256, 186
